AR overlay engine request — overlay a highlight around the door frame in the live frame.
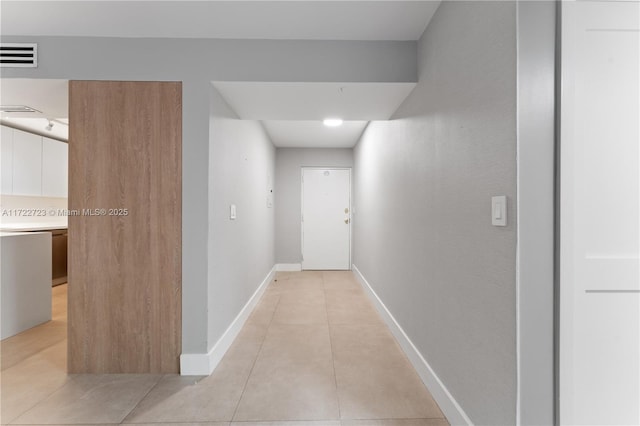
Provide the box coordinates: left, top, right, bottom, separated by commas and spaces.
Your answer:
300, 166, 352, 270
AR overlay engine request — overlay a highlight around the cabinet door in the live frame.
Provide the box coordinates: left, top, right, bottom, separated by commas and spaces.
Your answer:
42, 137, 68, 198
1, 126, 13, 194
12, 129, 42, 196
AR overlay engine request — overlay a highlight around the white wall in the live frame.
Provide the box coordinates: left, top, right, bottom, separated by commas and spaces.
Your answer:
353, 2, 517, 424
275, 148, 353, 264
0, 35, 417, 356
208, 85, 275, 350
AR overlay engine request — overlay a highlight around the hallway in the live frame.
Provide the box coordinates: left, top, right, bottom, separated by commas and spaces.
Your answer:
1, 271, 448, 425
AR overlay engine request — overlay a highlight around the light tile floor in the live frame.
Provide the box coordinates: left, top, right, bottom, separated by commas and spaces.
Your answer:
1, 272, 449, 426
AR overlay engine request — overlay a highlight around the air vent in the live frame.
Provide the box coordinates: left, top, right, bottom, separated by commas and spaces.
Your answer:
0, 43, 37, 68
0, 105, 42, 114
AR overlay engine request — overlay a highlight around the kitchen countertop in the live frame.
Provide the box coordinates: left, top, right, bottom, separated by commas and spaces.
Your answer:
0, 231, 51, 237
0, 222, 68, 232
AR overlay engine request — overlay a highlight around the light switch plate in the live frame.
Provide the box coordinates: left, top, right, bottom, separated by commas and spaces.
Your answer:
491, 196, 507, 226
230, 204, 237, 220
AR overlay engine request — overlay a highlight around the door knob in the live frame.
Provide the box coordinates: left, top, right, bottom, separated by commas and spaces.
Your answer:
344, 219, 350, 224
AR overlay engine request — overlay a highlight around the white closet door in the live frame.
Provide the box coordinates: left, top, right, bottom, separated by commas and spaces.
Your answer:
560, 2, 639, 424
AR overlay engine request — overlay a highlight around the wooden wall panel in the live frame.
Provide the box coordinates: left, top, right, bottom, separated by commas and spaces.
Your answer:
68, 81, 182, 373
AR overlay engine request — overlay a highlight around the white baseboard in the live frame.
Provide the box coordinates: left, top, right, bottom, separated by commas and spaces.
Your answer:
275, 263, 302, 271
352, 264, 473, 426
180, 265, 276, 376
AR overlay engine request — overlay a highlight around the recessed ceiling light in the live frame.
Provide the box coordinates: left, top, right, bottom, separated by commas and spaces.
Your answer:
323, 118, 343, 127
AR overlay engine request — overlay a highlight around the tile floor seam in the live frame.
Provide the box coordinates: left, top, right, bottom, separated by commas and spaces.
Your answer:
4, 374, 73, 426
360, 319, 448, 422
122, 422, 222, 425
1, 286, 68, 372
339, 416, 448, 420
118, 373, 167, 424
322, 274, 343, 421
233, 419, 323, 421
230, 282, 283, 422
3, 274, 449, 425
0, 334, 66, 373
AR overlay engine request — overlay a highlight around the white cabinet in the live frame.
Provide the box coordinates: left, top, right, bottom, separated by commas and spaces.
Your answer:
1, 231, 52, 339
1, 126, 13, 194
12, 128, 42, 196
42, 136, 68, 198
0, 126, 68, 198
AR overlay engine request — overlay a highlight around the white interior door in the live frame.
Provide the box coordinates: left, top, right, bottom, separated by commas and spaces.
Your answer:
302, 168, 350, 270
560, 2, 639, 424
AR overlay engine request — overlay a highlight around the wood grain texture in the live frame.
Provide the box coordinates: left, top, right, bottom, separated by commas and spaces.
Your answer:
68, 81, 182, 373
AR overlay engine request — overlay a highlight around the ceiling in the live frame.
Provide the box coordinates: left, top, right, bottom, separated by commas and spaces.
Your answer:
0, 79, 416, 147
0, 79, 69, 140
262, 120, 368, 148
213, 82, 416, 121
1, 1, 441, 41
0, 1, 441, 148
213, 82, 415, 147
0, 79, 68, 118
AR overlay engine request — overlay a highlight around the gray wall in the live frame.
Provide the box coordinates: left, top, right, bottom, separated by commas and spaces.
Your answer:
0, 35, 416, 356
353, 2, 517, 424
208, 86, 275, 347
275, 148, 353, 264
